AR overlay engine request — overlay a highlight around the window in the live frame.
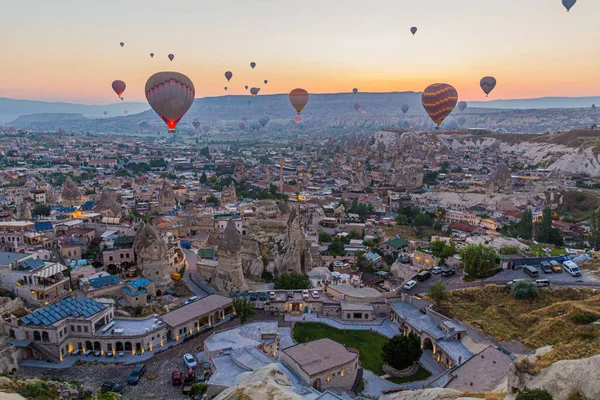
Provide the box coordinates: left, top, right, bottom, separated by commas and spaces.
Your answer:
327, 376, 332, 382
70, 326, 74, 333
341, 369, 345, 377
109, 256, 113, 262
84, 326, 88, 333
77, 326, 82, 332
126, 253, 130, 258
120, 253, 124, 259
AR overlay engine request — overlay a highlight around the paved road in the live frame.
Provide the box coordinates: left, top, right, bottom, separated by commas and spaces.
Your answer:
182, 249, 211, 298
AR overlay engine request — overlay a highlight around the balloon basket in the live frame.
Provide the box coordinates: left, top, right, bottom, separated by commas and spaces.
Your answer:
168, 129, 176, 134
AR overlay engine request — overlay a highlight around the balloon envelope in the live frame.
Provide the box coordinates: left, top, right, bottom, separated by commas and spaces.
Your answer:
264, 80, 268, 84
250, 62, 256, 69
124, 110, 128, 115
250, 87, 260, 97
239, 122, 246, 130
224, 86, 227, 91
193, 120, 201, 129
103, 111, 108, 116
289, 88, 309, 114
203, 125, 210, 133
150, 53, 154, 58
422, 83, 458, 126
225, 71, 233, 81
259, 116, 269, 127
457, 115, 467, 127
145, 71, 195, 133
112, 80, 126, 97
480, 76, 497, 96
352, 88, 358, 94
250, 121, 261, 131
168, 54, 175, 62
354, 103, 360, 111
563, 0, 576, 11
410, 27, 417, 35
443, 116, 460, 130
245, 85, 249, 90
120, 42, 124, 47
401, 104, 409, 114
458, 101, 468, 112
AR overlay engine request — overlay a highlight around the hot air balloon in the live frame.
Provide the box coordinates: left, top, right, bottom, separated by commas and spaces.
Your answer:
250, 121, 261, 131
168, 54, 175, 62
203, 125, 210, 134
124, 110, 128, 115
224, 86, 228, 91
247, 100, 252, 105
410, 27, 417, 35
354, 103, 360, 111
150, 53, 154, 58
250, 62, 256, 69
390, 117, 400, 124
112, 80, 126, 98
401, 104, 409, 114
353, 88, 358, 95
103, 111, 108, 116
480, 77, 497, 97
458, 101, 468, 112
259, 116, 269, 127
422, 83, 458, 126
457, 115, 467, 127
289, 88, 309, 121
250, 87, 260, 97
593, 104, 597, 110
245, 85, 249, 90
294, 115, 302, 123
239, 122, 246, 130
443, 116, 459, 130
120, 42, 124, 47
145, 71, 195, 134
225, 71, 233, 81
563, 0, 576, 12
264, 80, 268, 85
193, 120, 201, 130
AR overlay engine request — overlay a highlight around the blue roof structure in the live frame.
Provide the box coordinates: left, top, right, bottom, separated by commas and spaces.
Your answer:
365, 251, 381, 261
34, 221, 53, 232
17, 258, 46, 271
80, 201, 96, 211
54, 207, 76, 213
20, 298, 106, 326
0, 252, 29, 266
128, 278, 151, 288
89, 274, 120, 289
123, 278, 151, 297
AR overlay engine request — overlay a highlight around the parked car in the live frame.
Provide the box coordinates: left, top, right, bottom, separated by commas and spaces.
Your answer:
524, 265, 539, 278
416, 270, 432, 281
549, 260, 562, 273
441, 268, 456, 277
302, 290, 309, 299
269, 291, 276, 300
311, 290, 320, 299
127, 364, 146, 385
183, 353, 197, 369
535, 279, 551, 287
403, 280, 417, 290
563, 261, 582, 277
540, 262, 553, 274
101, 382, 125, 394
249, 292, 258, 301
171, 370, 183, 386
259, 292, 267, 301
184, 296, 199, 305
506, 279, 527, 286
432, 267, 444, 274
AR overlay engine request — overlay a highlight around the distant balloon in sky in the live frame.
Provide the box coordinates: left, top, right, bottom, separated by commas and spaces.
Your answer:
145, 71, 195, 134
410, 27, 417, 35
457, 115, 467, 127
353, 88, 358, 95
422, 83, 458, 126
224, 86, 228, 91
443, 116, 459, 130
250, 121, 261, 131
168, 54, 175, 62
203, 125, 210, 134
401, 104, 409, 114
124, 110, 128, 115
480, 76, 497, 97
259, 116, 269, 127
120, 42, 124, 47
245, 85, 249, 90
239, 122, 246, 130
264, 80, 268, 85
289, 88, 309, 121
458, 101, 468, 112
225, 71, 233, 81
250, 62, 256, 69
111, 80, 126, 98
562, 0, 576, 12
103, 111, 108, 116
193, 120, 201, 130
150, 53, 154, 58
354, 103, 360, 111
593, 104, 597, 109
250, 87, 260, 97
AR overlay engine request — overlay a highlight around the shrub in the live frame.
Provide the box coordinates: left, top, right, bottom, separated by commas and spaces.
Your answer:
510, 280, 540, 301
274, 272, 310, 290
516, 388, 553, 400
381, 333, 423, 370
571, 311, 598, 325
232, 297, 256, 324
190, 383, 208, 397
567, 389, 586, 400
18, 382, 55, 400
428, 282, 448, 303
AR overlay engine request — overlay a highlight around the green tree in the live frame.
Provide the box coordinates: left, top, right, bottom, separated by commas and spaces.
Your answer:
429, 240, 457, 264
535, 206, 553, 243
273, 272, 310, 290
500, 245, 521, 255
395, 214, 408, 225
232, 297, 256, 324
381, 333, 423, 370
414, 213, 433, 227
206, 194, 219, 205
510, 280, 540, 301
588, 210, 600, 250
327, 237, 346, 257
519, 208, 534, 240
428, 282, 448, 303
200, 172, 207, 184
461, 244, 498, 279
515, 388, 553, 400
32, 203, 50, 217
318, 231, 332, 244
199, 146, 211, 158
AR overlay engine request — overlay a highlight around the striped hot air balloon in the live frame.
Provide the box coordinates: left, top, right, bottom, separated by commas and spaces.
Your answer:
145, 71, 195, 133
422, 83, 458, 127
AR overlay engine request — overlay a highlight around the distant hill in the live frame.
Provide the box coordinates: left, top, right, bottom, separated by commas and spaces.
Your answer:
0, 97, 148, 123
470, 96, 600, 109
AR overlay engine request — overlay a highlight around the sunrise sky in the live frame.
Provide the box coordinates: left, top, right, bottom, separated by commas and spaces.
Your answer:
2, 0, 600, 104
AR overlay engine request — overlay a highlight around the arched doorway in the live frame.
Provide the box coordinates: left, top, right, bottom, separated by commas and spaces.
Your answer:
423, 337, 433, 350
93, 341, 101, 351
85, 341, 93, 351
312, 379, 321, 391
156, 289, 162, 297
115, 342, 123, 352
124, 342, 132, 352
42, 332, 49, 342
33, 331, 41, 341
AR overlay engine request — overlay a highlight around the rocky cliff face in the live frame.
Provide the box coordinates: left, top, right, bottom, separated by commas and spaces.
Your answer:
158, 180, 176, 209
16, 201, 31, 220
215, 220, 247, 291
487, 162, 512, 193
267, 207, 313, 276
241, 237, 265, 280
133, 222, 171, 286
95, 189, 122, 217
214, 364, 304, 400
61, 177, 81, 206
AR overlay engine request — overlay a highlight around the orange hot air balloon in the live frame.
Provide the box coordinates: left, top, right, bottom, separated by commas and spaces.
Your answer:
422, 83, 458, 127
250, 87, 260, 97
112, 80, 126, 98
145, 71, 195, 133
289, 88, 309, 118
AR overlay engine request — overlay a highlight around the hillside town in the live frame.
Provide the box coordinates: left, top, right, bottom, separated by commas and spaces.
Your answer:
0, 126, 598, 400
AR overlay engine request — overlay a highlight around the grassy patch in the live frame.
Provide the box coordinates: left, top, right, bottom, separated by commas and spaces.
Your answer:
463, 268, 502, 282
386, 366, 431, 384
293, 323, 389, 374
437, 286, 600, 367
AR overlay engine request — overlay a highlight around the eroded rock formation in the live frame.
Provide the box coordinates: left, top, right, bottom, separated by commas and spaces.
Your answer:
133, 222, 171, 286
61, 177, 81, 206
96, 189, 122, 217
214, 220, 247, 291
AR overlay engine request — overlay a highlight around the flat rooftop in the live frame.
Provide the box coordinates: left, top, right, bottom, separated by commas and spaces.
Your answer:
95, 316, 163, 337
328, 284, 381, 299
205, 321, 278, 354
282, 338, 357, 377
0, 252, 30, 266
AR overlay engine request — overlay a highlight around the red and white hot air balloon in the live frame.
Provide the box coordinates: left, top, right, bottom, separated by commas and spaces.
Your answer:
145, 71, 195, 133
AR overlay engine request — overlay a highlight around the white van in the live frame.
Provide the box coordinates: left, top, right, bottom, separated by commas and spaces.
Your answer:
562, 261, 581, 277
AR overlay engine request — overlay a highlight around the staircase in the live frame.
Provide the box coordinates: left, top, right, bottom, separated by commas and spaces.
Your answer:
351, 367, 364, 394
29, 342, 60, 363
